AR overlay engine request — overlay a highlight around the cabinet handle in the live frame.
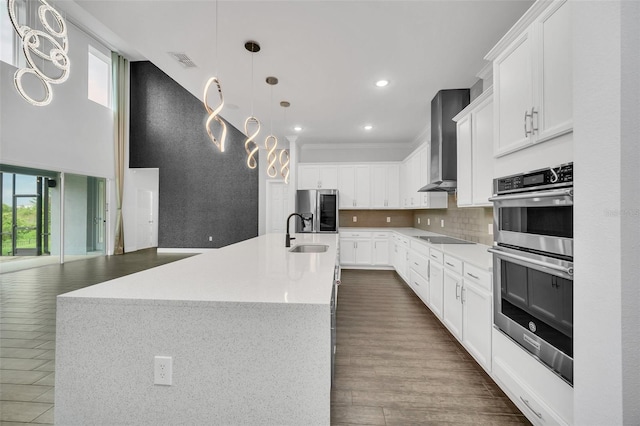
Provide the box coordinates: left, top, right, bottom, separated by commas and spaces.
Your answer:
519, 396, 543, 419
374, 242, 377, 249
431, 254, 438, 259
318, 181, 322, 188
455, 283, 460, 300
414, 262, 419, 266
524, 110, 532, 137
531, 107, 539, 134
445, 262, 455, 267
467, 272, 479, 280
461, 287, 466, 304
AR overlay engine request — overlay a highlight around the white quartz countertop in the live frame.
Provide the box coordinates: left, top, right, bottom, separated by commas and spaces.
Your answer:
340, 227, 493, 271
58, 233, 339, 305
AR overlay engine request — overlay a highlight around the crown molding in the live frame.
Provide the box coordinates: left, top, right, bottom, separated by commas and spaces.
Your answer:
476, 61, 493, 81
484, 0, 557, 61
300, 142, 414, 151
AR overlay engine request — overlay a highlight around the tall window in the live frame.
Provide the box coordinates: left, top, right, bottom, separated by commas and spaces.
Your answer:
88, 46, 111, 108
1, 0, 26, 66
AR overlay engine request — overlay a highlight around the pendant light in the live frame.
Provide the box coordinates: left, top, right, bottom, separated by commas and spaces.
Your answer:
243, 41, 261, 169
279, 149, 290, 184
278, 101, 291, 184
8, 0, 70, 106
203, 0, 227, 152
264, 76, 279, 178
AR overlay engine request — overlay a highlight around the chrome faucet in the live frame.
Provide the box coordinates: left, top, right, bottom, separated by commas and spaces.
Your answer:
286, 213, 305, 247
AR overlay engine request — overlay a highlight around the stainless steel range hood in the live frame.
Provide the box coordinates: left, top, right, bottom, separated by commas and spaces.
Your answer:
419, 89, 470, 192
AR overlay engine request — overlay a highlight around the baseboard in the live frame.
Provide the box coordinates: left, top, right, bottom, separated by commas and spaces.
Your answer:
157, 248, 217, 254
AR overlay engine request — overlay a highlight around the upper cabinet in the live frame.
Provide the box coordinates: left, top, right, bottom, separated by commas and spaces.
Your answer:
487, 0, 572, 157
297, 164, 338, 190
454, 88, 494, 207
370, 164, 400, 209
338, 165, 371, 209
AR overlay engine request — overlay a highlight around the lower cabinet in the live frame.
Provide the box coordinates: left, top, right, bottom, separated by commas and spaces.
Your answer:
461, 278, 492, 371
339, 232, 373, 266
428, 249, 444, 319
372, 232, 390, 266
493, 328, 573, 425
443, 268, 463, 340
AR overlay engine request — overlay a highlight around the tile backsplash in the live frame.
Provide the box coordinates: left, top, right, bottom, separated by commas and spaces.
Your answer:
413, 194, 494, 246
339, 195, 494, 246
339, 210, 414, 228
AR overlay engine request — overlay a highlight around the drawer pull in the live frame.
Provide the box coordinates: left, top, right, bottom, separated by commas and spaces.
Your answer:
445, 262, 455, 267
414, 281, 420, 287
467, 272, 479, 280
430, 255, 438, 259
414, 262, 419, 266
519, 396, 543, 419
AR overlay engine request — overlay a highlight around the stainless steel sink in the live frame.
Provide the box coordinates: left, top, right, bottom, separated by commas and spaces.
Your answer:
289, 244, 329, 253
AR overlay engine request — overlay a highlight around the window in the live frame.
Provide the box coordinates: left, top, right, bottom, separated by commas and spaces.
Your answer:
88, 46, 111, 108
1, 0, 25, 67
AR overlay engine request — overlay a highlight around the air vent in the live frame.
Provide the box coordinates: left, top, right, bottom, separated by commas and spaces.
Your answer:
168, 52, 197, 68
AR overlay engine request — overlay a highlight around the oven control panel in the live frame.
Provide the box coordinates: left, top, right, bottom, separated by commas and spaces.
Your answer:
495, 163, 573, 194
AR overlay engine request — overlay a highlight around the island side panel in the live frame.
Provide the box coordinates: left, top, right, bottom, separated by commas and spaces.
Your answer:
55, 298, 330, 425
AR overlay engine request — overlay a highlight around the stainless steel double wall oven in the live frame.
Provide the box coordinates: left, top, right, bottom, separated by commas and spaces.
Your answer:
490, 163, 574, 384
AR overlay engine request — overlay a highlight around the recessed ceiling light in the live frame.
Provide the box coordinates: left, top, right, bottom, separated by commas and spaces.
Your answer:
294, 126, 302, 132
364, 125, 373, 130
375, 79, 389, 87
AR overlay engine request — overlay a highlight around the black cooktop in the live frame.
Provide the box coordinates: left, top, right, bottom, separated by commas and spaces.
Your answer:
416, 236, 475, 244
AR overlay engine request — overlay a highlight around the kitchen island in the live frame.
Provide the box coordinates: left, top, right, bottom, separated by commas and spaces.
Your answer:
55, 233, 338, 425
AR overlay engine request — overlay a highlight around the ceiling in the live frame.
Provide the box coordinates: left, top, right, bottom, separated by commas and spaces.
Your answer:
61, 0, 533, 149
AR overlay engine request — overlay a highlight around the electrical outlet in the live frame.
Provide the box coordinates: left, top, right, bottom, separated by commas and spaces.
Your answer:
386, 217, 391, 223
440, 219, 445, 228
417, 218, 421, 224
154, 356, 172, 386
352, 216, 357, 223
427, 218, 431, 226
208, 236, 213, 242
488, 224, 493, 235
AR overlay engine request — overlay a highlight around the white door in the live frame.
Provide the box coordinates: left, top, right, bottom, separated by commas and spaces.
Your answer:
266, 181, 289, 233
136, 189, 155, 250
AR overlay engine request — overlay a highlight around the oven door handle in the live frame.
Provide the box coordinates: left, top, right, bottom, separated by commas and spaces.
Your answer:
488, 247, 574, 277
488, 188, 573, 202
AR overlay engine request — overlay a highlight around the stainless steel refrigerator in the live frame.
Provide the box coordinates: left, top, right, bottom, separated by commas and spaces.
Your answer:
295, 189, 339, 233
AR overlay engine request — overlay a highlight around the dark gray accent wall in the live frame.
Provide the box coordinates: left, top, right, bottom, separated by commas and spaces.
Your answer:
129, 61, 258, 248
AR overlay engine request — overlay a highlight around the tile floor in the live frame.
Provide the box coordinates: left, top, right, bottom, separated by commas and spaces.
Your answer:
0, 250, 193, 425
331, 269, 530, 425
2, 254, 529, 425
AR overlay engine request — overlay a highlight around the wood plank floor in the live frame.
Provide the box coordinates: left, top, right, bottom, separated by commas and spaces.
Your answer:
331, 269, 530, 426
0, 250, 193, 425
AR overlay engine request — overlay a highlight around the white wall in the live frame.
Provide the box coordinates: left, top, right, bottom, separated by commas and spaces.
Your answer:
573, 1, 640, 424
299, 143, 414, 163
1, 21, 117, 254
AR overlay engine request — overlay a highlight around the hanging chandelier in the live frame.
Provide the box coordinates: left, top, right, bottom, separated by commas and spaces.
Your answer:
203, 0, 226, 152
204, 77, 227, 152
243, 41, 261, 169
7, 0, 70, 106
264, 76, 279, 178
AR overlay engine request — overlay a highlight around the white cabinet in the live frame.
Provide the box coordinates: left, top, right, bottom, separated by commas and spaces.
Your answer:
493, 328, 573, 425
428, 249, 444, 319
372, 232, 390, 266
338, 165, 370, 209
391, 233, 409, 281
339, 231, 372, 266
297, 164, 338, 189
443, 268, 464, 340
370, 164, 400, 208
442, 257, 493, 373
454, 88, 494, 207
462, 277, 492, 371
489, 0, 572, 157
401, 145, 447, 210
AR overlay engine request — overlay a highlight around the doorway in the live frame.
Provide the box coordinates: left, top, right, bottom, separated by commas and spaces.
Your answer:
265, 181, 290, 233
1, 172, 53, 257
